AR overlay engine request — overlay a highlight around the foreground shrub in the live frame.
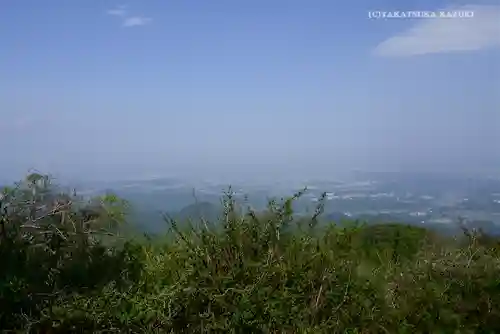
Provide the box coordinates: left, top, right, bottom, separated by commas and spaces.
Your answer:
1, 174, 500, 333
0, 174, 145, 329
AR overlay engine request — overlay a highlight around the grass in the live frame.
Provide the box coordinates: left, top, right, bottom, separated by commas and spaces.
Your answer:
1, 173, 500, 333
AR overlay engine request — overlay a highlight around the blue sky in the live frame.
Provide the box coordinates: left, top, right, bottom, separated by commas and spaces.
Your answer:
1, 0, 499, 182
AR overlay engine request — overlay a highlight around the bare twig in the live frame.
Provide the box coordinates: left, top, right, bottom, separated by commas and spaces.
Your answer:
332, 269, 352, 315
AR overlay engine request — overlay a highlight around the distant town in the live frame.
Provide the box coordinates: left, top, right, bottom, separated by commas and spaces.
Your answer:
70, 172, 500, 235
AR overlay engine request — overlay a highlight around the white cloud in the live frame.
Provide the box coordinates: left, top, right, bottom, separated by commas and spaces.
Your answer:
106, 5, 152, 28
106, 5, 127, 17
373, 5, 500, 57
123, 16, 152, 27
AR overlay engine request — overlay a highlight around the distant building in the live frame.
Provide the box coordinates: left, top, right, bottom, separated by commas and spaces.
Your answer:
410, 211, 427, 217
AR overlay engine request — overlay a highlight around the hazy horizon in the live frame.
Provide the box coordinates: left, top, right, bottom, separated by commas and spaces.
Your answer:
1, 0, 499, 183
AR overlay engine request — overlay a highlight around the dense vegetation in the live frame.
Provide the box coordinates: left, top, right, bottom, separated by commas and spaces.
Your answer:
1, 174, 500, 333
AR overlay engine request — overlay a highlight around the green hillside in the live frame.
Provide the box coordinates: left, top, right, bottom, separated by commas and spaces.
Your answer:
1, 173, 500, 333
174, 201, 221, 222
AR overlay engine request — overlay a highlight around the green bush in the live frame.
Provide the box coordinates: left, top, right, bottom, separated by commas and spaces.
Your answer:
1, 174, 500, 333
